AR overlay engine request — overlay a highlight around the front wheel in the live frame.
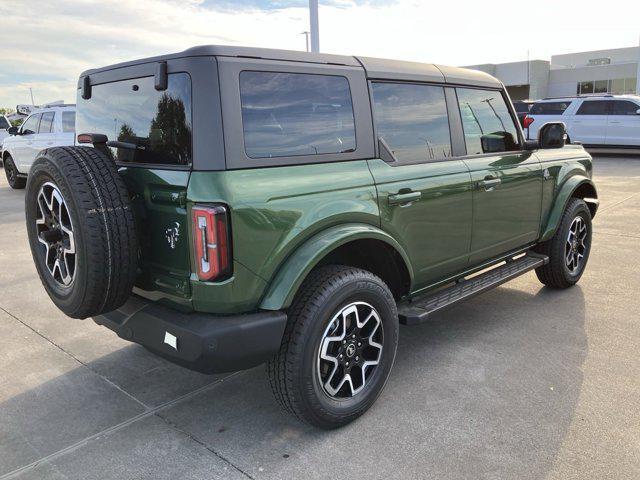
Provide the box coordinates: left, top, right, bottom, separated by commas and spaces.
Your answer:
534, 198, 592, 288
267, 265, 399, 429
4, 155, 26, 189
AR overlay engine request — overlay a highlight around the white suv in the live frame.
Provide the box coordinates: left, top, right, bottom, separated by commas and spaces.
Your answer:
525, 95, 640, 148
2, 105, 75, 189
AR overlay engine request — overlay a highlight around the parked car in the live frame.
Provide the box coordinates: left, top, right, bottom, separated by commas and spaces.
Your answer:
0, 115, 11, 148
2, 105, 75, 189
512, 99, 534, 128
24, 46, 598, 429
525, 94, 640, 147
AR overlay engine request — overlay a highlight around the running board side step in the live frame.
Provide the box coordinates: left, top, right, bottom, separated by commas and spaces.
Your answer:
397, 252, 549, 325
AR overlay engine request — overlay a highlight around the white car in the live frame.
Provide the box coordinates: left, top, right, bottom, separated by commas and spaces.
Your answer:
2, 105, 75, 189
525, 94, 640, 148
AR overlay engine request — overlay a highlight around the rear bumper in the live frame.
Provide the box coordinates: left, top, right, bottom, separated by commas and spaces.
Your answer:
93, 296, 287, 374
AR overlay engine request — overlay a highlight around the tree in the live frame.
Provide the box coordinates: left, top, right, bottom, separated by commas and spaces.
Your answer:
148, 94, 192, 164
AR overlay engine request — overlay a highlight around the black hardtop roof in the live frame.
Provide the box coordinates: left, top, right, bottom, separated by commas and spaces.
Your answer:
79, 45, 501, 88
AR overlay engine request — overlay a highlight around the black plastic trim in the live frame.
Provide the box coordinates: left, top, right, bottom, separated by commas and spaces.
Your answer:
94, 295, 288, 374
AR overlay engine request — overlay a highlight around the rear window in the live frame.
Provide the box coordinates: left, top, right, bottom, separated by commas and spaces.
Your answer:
76, 73, 192, 165
576, 101, 608, 115
0, 117, 9, 129
529, 101, 572, 115
513, 102, 531, 113
239, 71, 356, 159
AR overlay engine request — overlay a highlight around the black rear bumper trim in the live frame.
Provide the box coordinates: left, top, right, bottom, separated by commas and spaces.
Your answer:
94, 296, 287, 374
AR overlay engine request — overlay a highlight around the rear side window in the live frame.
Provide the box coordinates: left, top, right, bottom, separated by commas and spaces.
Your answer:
239, 71, 356, 159
611, 100, 640, 115
457, 88, 520, 155
21, 114, 40, 134
62, 111, 75, 132
76, 73, 192, 165
39, 112, 55, 133
576, 101, 608, 115
371, 82, 451, 162
529, 101, 572, 115
0, 117, 9, 129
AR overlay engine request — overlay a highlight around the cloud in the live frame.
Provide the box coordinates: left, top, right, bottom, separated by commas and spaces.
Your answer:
0, 0, 638, 108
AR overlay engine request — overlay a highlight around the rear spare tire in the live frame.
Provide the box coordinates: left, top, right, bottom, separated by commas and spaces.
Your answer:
25, 146, 138, 319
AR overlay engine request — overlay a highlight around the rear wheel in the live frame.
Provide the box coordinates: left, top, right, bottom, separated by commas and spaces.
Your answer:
267, 265, 399, 429
25, 147, 138, 318
534, 198, 592, 288
4, 155, 26, 189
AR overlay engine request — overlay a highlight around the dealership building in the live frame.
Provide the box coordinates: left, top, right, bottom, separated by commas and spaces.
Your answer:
465, 46, 640, 101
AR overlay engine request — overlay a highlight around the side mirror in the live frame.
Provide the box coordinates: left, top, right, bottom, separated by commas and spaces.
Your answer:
7, 126, 19, 135
538, 122, 567, 149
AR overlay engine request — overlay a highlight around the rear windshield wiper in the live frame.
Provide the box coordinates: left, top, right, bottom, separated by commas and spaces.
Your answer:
106, 140, 146, 151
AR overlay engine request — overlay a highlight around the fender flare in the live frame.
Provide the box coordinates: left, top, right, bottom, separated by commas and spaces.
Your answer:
540, 176, 598, 242
259, 223, 414, 311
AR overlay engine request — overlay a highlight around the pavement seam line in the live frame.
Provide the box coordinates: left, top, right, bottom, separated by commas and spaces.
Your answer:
0, 371, 244, 480
154, 412, 256, 480
597, 231, 640, 239
0, 305, 149, 410
598, 191, 639, 213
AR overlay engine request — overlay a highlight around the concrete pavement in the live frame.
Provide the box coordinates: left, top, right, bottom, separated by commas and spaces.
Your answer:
0, 156, 638, 479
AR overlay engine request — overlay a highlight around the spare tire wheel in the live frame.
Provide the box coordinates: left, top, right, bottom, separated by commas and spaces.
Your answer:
25, 146, 138, 319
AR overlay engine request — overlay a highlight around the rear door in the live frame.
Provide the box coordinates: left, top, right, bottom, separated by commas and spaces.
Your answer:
455, 87, 542, 264
75, 65, 196, 305
606, 99, 640, 146
367, 81, 473, 289
571, 100, 609, 145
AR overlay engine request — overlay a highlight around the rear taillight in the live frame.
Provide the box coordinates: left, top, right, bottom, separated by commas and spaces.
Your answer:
192, 205, 231, 281
523, 115, 534, 128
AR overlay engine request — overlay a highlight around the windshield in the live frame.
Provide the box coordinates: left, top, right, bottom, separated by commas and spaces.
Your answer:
76, 73, 192, 165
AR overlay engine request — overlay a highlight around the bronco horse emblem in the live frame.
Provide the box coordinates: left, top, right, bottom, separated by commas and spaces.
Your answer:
165, 222, 181, 249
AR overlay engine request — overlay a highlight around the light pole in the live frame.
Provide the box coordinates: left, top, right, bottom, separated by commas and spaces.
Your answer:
309, 0, 319, 53
300, 31, 310, 52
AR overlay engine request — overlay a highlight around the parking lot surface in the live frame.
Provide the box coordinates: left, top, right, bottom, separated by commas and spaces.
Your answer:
1, 156, 639, 480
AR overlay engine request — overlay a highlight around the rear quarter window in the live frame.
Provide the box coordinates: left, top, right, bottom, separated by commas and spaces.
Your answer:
529, 101, 572, 115
76, 73, 192, 165
239, 71, 356, 159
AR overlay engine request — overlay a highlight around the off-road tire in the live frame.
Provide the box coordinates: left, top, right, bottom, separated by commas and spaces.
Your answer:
25, 146, 138, 318
534, 197, 592, 288
4, 155, 26, 189
267, 265, 399, 429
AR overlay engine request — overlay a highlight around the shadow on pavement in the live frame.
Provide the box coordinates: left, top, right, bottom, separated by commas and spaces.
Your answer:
1, 283, 587, 480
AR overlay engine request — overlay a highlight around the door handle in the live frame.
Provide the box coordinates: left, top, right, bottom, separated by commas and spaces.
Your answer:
478, 177, 501, 191
609, 121, 621, 124
388, 191, 422, 205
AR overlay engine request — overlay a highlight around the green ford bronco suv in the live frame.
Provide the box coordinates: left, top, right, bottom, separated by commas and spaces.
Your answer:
25, 46, 598, 429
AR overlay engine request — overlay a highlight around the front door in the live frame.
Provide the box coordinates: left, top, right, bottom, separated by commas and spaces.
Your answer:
570, 100, 609, 145
367, 82, 473, 289
13, 113, 41, 171
455, 87, 542, 264
606, 99, 640, 146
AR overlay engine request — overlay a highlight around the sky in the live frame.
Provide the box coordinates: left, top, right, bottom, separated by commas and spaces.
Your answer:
1, 0, 639, 108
